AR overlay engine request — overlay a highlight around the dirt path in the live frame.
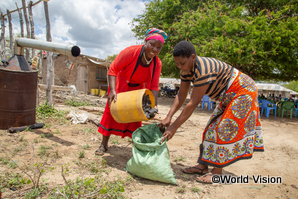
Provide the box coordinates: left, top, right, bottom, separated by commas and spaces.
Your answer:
1, 94, 298, 199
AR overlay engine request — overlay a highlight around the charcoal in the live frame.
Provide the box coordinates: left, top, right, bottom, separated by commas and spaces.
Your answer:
142, 94, 158, 119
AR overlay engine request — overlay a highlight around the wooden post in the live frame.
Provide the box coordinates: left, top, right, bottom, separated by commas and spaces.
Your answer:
0, 10, 6, 61
21, 0, 30, 61
16, 3, 25, 38
28, 1, 35, 58
36, 50, 43, 106
38, 50, 43, 82
44, 0, 53, 106
7, 9, 13, 58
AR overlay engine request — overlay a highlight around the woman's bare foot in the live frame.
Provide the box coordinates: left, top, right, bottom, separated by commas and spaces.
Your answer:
196, 167, 222, 184
182, 164, 208, 175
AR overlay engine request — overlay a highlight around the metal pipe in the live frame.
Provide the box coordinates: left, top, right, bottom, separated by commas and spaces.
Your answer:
15, 38, 80, 57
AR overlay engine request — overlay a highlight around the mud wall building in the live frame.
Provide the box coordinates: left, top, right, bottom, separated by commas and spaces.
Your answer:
41, 53, 110, 94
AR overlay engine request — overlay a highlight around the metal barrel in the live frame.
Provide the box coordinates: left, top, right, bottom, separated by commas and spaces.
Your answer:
0, 69, 38, 129
16, 38, 80, 57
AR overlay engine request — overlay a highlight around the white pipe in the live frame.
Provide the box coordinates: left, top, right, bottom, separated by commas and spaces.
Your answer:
15, 38, 80, 57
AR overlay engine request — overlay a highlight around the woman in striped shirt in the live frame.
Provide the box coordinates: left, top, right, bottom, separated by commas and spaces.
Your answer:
159, 41, 264, 184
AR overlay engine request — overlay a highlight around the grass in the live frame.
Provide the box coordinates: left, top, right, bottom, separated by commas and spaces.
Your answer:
82, 144, 91, 150
0, 172, 29, 192
65, 98, 91, 107
78, 150, 85, 158
19, 135, 25, 142
34, 138, 42, 143
83, 128, 94, 134
41, 133, 53, 138
0, 101, 139, 199
101, 158, 107, 167
52, 130, 61, 134
0, 127, 134, 199
46, 133, 54, 137
174, 155, 185, 162
191, 187, 200, 193
36, 103, 67, 124
37, 145, 52, 157
0, 156, 10, 165
37, 103, 65, 118
49, 175, 127, 199
79, 161, 102, 174
8, 160, 18, 169
24, 185, 48, 199
111, 138, 119, 144
176, 184, 186, 194
12, 145, 25, 156
53, 150, 61, 159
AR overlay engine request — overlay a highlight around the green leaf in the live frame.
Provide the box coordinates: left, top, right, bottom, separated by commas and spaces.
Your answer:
99, 188, 107, 194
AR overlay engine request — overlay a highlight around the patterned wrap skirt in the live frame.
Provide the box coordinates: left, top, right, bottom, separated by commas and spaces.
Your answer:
198, 68, 264, 167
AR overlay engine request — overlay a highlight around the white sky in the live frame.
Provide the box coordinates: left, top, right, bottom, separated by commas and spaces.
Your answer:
0, 0, 148, 59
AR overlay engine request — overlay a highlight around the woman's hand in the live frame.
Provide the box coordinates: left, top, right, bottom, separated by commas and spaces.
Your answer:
160, 125, 177, 144
108, 89, 117, 107
157, 116, 171, 133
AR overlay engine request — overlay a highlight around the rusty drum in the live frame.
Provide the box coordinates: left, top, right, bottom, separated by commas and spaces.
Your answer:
0, 68, 38, 129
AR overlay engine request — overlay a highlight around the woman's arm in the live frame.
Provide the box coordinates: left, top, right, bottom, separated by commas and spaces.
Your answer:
160, 84, 209, 143
151, 90, 159, 108
166, 81, 190, 119
149, 58, 162, 108
157, 81, 190, 131
108, 75, 117, 107
108, 46, 136, 77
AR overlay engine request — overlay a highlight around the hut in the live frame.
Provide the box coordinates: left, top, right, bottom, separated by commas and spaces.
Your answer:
40, 53, 110, 94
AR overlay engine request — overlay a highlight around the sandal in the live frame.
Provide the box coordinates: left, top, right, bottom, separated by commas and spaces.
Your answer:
196, 173, 213, 184
182, 166, 208, 175
95, 144, 107, 156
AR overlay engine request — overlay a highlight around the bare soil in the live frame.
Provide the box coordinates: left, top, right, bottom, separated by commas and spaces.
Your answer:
1, 92, 298, 199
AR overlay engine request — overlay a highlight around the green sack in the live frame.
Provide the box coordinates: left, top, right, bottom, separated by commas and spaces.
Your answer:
126, 123, 177, 185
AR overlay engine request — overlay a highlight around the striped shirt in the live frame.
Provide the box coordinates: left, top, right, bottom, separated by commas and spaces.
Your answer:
180, 56, 233, 99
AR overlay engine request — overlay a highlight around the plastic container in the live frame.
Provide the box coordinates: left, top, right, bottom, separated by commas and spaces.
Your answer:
91, 89, 99, 96
110, 89, 155, 123
99, 89, 106, 97
91, 89, 96, 95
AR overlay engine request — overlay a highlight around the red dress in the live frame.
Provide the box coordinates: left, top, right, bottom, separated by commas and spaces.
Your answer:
98, 45, 162, 138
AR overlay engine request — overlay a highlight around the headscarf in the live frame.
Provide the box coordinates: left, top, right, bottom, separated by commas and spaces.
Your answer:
145, 28, 168, 45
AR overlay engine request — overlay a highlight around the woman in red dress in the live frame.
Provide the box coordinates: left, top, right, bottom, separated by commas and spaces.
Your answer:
95, 28, 167, 155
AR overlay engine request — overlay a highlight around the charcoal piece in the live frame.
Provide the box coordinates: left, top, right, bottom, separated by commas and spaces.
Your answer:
142, 94, 158, 119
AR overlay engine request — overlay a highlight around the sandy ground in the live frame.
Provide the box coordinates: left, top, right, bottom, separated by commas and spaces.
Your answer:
1, 94, 298, 199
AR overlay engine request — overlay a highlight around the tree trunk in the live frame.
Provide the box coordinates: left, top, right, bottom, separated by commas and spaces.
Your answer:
15, 3, 24, 38
0, 10, 6, 61
21, 0, 30, 61
28, 1, 35, 58
44, 1, 53, 106
7, 9, 13, 58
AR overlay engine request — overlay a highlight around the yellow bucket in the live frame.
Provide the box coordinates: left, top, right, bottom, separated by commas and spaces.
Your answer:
95, 89, 99, 95
110, 89, 155, 123
99, 89, 106, 97
91, 89, 96, 96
